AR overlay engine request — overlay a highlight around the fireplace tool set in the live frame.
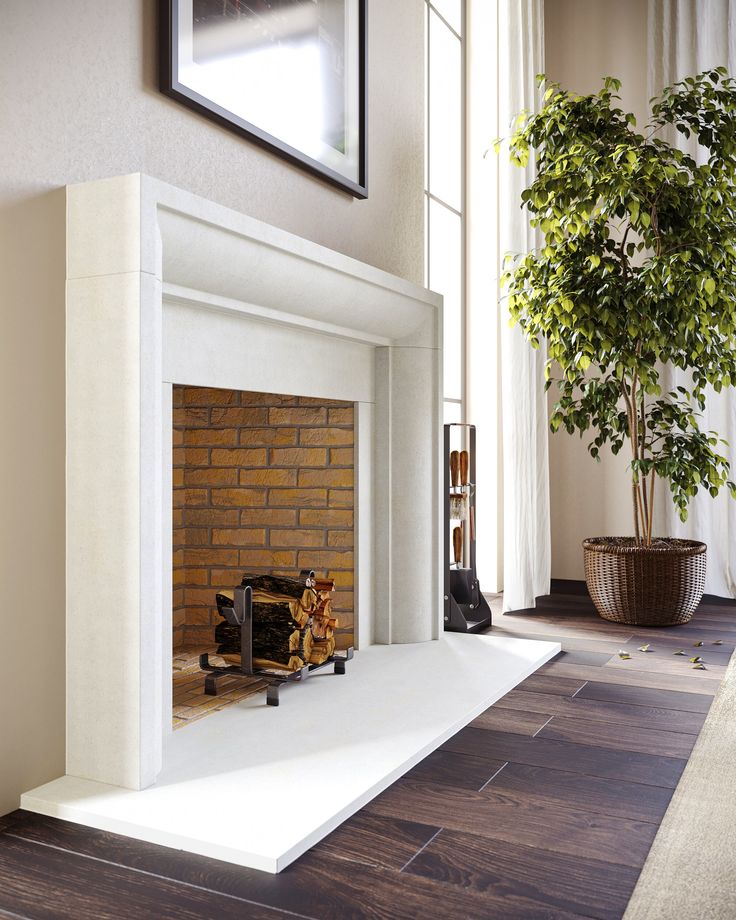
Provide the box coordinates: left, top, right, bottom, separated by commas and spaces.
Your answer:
444, 423, 493, 632
200, 570, 353, 706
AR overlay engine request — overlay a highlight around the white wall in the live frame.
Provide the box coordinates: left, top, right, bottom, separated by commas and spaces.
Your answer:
0, 0, 424, 816
544, 0, 649, 579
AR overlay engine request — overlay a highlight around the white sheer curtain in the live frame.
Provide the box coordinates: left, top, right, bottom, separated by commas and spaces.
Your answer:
649, 0, 736, 596
498, 0, 551, 611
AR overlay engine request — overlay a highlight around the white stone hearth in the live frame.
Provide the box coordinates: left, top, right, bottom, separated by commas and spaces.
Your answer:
23, 633, 559, 873
20, 173, 559, 872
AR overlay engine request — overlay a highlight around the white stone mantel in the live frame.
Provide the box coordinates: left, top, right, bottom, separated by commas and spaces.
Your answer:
64, 174, 443, 792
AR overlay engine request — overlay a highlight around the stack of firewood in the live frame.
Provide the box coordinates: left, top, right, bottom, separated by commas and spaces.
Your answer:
215, 572, 339, 672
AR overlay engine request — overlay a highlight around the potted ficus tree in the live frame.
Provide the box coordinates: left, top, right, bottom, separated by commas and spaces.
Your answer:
502, 69, 736, 626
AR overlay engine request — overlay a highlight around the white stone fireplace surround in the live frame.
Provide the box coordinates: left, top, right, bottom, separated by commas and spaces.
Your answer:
67, 173, 446, 790
21, 174, 559, 872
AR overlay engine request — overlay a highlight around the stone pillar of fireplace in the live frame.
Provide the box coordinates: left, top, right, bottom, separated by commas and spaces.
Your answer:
65, 175, 442, 791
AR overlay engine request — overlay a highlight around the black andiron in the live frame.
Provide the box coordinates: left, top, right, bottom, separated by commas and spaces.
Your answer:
199, 583, 353, 706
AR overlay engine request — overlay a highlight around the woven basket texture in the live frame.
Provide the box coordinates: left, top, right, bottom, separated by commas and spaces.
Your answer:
583, 537, 707, 626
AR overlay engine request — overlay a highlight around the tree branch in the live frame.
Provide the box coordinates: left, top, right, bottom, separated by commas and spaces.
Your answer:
640, 394, 650, 542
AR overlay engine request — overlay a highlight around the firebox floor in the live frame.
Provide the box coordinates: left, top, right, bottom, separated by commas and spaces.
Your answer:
172, 647, 266, 729
21, 632, 559, 873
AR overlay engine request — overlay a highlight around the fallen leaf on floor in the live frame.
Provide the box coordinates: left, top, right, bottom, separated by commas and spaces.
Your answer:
713, 640, 723, 645
690, 656, 704, 663
618, 651, 632, 660
693, 641, 704, 647
673, 650, 686, 656
638, 644, 652, 652
692, 663, 707, 670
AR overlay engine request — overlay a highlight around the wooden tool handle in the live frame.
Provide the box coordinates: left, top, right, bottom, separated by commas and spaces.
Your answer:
453, 526, 463, 566
460, 450, 469, 486
450, 450, 460, 487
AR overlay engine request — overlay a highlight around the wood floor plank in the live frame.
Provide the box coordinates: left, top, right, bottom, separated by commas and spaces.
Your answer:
496, 629, 636, 655
504, 627, 735, 660
404, 828, 640, 920
311, 812, 441, 871
365, 778, 658, 869
442, 727, 688, 787
662, 604, 736, 621
486, 761, 673, 823
515, 673, 589, 696
5, 812, 584, 920
500, 615, 636, 641
603, 655, 727, 680
512, 614, 736, 640
577, 680, 715, 712
641, 620, 736, 637
398, 749, 507, 791
554, 648, 615, 666
291, 846, 593, 920
537, 715, 698, 759
494, 688, 708, 734
0, 833, 290, 920
469, 707, 551, 736
537, 659, 721, 694
616, 637, 735, 660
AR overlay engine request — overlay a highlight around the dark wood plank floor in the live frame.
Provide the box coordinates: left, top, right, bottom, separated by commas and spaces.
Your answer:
2, 588, 734, 920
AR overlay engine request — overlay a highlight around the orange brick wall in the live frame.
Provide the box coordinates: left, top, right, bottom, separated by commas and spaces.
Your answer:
172, 386, 354, 652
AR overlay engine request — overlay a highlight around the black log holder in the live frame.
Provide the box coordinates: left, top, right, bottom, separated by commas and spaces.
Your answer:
199, 585, 353, 706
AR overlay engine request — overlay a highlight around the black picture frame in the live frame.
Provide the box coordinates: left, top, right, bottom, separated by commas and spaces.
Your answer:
159, 0, 367, 198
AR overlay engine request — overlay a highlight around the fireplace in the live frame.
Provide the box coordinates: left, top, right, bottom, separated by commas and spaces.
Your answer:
21, 174, 559, 873
51, 173, 445, 792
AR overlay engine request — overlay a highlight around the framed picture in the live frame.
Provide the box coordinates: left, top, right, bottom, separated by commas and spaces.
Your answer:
160, 0, 367, 198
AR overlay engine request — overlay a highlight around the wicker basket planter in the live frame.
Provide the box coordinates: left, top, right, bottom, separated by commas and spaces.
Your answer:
583, 537, 707, 626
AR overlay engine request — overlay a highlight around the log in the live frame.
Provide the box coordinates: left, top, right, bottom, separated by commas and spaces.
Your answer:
214, 572, 339, 672
240, 573, 313, 598
311, 589, 339, 639
216, 593, 312, 630
215, 615, 311, 670
309, 636, 336, 665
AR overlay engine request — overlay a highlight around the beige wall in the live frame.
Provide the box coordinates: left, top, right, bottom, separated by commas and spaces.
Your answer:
544, 0, 649, 579
0, 0, 424, 816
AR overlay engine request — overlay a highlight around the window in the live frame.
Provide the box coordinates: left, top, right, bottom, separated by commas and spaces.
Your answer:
424, 0, 465, 424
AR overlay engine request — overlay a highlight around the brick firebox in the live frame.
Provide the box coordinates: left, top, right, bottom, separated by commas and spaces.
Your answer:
173, 385, 355, 652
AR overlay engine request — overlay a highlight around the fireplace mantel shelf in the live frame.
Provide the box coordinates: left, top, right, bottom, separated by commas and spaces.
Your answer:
69, 174, 440, 347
